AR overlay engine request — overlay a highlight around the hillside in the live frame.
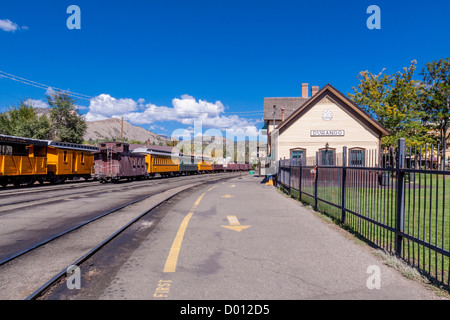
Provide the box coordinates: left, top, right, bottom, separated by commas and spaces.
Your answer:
84, 118, 170, 145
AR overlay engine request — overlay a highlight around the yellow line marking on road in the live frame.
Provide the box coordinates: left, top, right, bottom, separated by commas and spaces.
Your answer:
221, 194, 234, 198
164, 212, 195, 273
153, 279, 172, 298
163, 185, 214, 273
222, 215, 251, 232
230, 185, 235, 188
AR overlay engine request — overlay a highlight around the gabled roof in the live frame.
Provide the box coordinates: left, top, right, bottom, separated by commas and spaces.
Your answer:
274, 84, 390, 137
263, 97, 309, 121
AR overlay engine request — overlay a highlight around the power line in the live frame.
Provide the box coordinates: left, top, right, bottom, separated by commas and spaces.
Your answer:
0, 70, 263, 117
0, 70, 93, 101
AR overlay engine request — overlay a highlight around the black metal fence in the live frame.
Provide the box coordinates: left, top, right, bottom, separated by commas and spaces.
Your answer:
278, 139, 450, 287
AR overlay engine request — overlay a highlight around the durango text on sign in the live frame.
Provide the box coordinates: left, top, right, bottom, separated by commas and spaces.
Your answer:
310, 130, 345, 137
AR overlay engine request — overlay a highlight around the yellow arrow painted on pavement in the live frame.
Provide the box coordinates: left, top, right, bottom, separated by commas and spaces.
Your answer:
221, 215, 250, 232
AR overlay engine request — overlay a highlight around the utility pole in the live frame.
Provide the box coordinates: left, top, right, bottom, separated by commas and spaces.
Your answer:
120, 116, 124, 142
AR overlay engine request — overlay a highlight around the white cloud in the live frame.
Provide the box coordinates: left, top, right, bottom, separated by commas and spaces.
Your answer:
0, 19, 27, 32
85, 93, 262, 137
46, 87, 56, 96
85, 94, 138, 121
24, 99, 49, 109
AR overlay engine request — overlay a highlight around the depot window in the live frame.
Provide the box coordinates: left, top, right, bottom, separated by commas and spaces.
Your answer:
290, 148, 306, 165
349, 148, 365, 167
319, 148, 336, 166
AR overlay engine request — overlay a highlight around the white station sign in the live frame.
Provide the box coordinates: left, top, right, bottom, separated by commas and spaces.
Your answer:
310, 130, 345, 137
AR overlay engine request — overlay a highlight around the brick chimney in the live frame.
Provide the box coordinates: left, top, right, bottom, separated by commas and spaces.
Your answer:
311, 86, 319, 97
302, 83, 309, 98
281, 108, 285, 121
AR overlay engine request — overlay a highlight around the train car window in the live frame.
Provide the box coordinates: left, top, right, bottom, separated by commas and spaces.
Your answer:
34, 146, 46, 157
64, 151, 67, 162
0, 145, 13, 155
12, 144, 29, 156
81, 153, 85, 163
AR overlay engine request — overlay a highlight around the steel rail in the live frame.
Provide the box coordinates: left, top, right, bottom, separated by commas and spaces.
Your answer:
0, 173, 226, 210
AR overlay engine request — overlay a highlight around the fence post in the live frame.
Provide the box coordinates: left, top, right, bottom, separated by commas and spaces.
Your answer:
288, 158, 291, 195
277, 159, 280, 186
395, 138, 406, 257
299, 157, 303, 201
443, 140, 447, 171
314, 152, 319, 211
341, 146, 347, 224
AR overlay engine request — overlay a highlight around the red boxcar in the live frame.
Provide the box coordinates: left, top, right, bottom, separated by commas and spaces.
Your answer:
92, 142, 147, 183
212, 164, 224, 172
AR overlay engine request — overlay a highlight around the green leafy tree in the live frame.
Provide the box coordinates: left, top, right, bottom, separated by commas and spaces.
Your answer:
47, 91, 87, 144
0, 102, 52, 139
349, 60, 431, 147
419, 58, 450, 156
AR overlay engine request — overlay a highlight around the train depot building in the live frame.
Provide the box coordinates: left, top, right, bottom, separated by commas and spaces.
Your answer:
261, 83, 389, 171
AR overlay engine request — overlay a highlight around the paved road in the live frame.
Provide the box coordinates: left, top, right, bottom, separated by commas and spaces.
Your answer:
47, 175, 441, 300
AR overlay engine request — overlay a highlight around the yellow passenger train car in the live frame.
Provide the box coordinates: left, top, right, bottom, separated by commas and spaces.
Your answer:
0, 134, 98, 187
0, 135, 48, 187
46, 141, 98, 183
197, 157, 213, 173
133, 148, 180, 177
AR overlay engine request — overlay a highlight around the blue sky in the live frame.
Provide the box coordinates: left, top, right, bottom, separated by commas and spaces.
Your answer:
0, 0, 449, 138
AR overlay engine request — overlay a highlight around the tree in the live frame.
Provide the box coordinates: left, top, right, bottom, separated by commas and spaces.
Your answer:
47, 91, 87, 144
0, 102, 52, 140
419, 58, 450, 164
349, 60, 431, 147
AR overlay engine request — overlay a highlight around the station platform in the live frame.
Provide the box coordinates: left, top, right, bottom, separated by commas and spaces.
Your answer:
51, 174, 440, 300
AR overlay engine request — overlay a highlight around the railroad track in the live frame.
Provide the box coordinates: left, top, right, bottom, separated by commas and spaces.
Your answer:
0, 173, 240, 300
0, 173, 228, 214
0, 179, 93, 197
0, 172, 222, 198
0, 179, 160, 214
